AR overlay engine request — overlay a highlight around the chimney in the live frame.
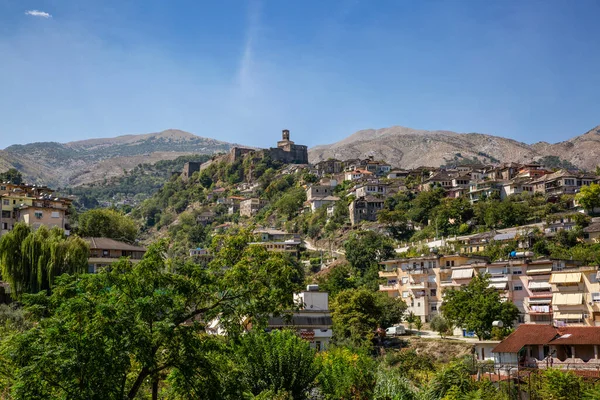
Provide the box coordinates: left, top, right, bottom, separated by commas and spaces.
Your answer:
282, 129, 290, 141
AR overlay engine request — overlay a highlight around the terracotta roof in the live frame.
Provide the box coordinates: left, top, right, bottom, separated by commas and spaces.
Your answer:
492, 325, 558, 353
493, 325, 600, 354
550, 327, 600, 345
84, 237, 146, 252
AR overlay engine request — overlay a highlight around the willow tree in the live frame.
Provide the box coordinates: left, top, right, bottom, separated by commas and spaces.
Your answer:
0, 223, 88, 298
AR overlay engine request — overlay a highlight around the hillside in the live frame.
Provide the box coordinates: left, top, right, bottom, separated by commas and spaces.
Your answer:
0, 129, 236, 187
309, 125, 600, 170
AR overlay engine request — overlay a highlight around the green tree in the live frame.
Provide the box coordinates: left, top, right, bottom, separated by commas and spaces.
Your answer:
0, 224, 88, 299
315, 263, 357, 298
75, 208, 139, 243
414, 317, 423, 333
316, 347, 377, 400
441, 274, 519, 340
235, 330, 319, 399
274, 187, 306, 219
539, 369, 584, 400
330, 289, 405, 347
0, 168, 23, 184
430, 314, 450, 338
344, 231, 395, 276
575, 182, 600, 211
2, 233, 304, 400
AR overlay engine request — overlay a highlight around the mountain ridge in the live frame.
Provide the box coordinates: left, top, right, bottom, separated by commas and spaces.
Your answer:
0, 129, 237, 187
308, 125, 600, 170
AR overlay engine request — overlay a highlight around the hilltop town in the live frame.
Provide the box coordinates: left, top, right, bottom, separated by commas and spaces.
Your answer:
2, 129, 600, 398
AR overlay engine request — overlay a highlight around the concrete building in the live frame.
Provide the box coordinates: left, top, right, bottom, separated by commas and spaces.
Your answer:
378, 254, 598, 327
240, 198, 268, 217
349, 195, 384, 225
268, 285, 333, 351
1, 183, 72, 235
306, 185, 335, 201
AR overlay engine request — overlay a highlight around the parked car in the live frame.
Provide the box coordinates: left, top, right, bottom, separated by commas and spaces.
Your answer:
385, 325, 406, 336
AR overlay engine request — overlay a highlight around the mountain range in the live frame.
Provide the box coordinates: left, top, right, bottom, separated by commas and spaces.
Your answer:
2, 124, 600, 188
0, 130, 235, 187
309, 125, 600, 171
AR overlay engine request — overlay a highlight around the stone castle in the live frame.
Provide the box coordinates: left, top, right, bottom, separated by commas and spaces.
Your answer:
228, 129, 308, 164
268, 129, 309, 164
182, 129, 309, 179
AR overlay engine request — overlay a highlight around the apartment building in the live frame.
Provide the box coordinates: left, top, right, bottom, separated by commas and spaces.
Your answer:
239, 198, 268, 217
379, 254, 486, 322
1, 183, 72, 235
379, 254, 597, 326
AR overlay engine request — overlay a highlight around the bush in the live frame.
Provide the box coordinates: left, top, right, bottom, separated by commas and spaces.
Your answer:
316, 347, 376, 400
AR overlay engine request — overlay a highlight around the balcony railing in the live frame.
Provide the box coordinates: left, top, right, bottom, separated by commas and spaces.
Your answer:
379, 284, 399, 291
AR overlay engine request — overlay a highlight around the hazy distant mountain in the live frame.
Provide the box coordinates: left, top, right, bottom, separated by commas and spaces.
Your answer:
0, 129, 235, 187
309, 125, 600, 171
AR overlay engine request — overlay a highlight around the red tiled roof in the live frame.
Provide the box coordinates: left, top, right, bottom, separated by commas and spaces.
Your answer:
550, 327, 600, 346
493, 325, 600, 354
492, 325, 558, 353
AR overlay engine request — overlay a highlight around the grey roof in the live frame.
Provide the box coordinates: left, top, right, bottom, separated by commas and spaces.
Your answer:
84, 237, 146, 252
268, 315, 333, 328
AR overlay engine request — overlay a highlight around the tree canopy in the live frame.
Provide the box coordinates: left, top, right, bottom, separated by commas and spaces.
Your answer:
0, 224, 88, 299
330, 288, 406, 347
75, 208, 139, 243
575, 182, 600, 211
1, 233, 304, 399
0, 168, 23, 184
441, 274, 519, 340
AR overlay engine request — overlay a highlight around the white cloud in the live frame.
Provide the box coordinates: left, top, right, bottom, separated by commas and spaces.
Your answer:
25, 10, 52, 18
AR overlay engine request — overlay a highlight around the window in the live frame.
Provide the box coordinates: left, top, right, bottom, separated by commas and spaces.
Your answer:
402, 291, 409, 298
430, 289, 437, 297
514, 285, 523, 291
103, 250, 109, 257
512, 269, 522, 275
401, 277, 408, 284
417, 302, 421, 307
0, 186, 5, 191
51, 211, 60, 218
34, 211, 43, 219
592, 293, 600, 303
564, 179, 575, 186
2, 199, 7, 206
431, 305, 437, 311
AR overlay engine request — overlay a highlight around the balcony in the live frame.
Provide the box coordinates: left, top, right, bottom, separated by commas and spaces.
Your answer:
379, 270, 398, 278
408, 281, 428, 290
406, 267, 432, 275
440, 280, 457, 287
379, 284, 399, 291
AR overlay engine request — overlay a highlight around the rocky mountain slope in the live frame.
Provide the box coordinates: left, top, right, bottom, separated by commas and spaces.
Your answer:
0, 130, 235, 187
309, 125, 600, 170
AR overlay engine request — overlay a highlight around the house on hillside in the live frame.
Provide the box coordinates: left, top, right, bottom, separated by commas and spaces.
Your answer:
349, 195, 384, 225
493, 325, 600, 374
240, 198, 268, 217
85, 237, 146, 273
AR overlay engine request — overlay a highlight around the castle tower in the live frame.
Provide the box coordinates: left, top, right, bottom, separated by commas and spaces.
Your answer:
282, 129, 290, 141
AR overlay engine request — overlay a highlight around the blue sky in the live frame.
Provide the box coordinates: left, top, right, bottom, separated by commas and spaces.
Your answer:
1, 0, 600, 149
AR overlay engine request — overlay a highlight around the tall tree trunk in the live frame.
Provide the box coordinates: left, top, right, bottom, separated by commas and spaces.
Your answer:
128, 367, 149, 399
152, 376, 159, 400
